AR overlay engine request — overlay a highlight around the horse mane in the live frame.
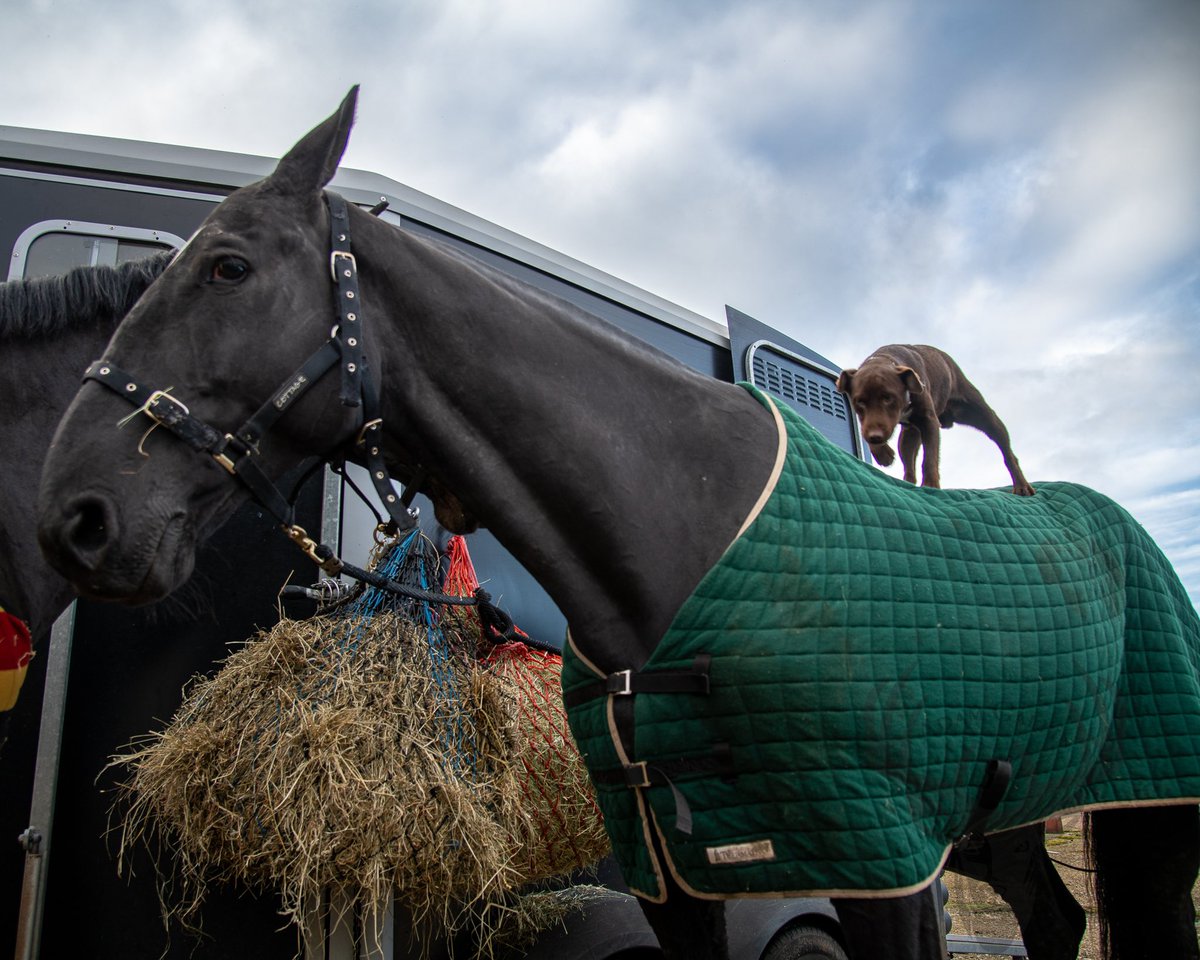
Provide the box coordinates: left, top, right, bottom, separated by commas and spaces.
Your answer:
0, 250, 173, 341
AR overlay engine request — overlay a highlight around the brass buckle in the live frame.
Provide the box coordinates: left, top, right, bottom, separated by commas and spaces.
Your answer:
356, 418, 383, 445
212, 434, 241, 475
117, 385, 184, 429
145, 389, 190, 425
330, 250, 357, 282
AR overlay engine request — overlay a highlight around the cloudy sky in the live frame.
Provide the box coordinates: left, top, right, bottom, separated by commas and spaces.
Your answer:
5, 0, 1199, 604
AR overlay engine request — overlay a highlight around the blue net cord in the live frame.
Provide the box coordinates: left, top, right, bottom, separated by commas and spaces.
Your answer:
341, 528, 480, 777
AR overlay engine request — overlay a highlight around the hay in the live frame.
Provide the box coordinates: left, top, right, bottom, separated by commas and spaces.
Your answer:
111, 533, 610, 957
483, 642, 609, 881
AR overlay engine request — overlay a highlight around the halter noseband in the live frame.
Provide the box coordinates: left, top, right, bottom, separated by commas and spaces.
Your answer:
82, 192, 418, 571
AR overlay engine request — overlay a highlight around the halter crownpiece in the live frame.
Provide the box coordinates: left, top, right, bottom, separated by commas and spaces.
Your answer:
328, 195, 364, 408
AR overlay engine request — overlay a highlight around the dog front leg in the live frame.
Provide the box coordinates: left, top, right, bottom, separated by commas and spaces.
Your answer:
868, 440, 897, 467
912, 417, 942, 488
898, 424, 922, 485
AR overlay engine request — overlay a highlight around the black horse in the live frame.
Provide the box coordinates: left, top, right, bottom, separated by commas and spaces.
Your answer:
0, 253, 169, 642
35, 90, 1198, 960
0, 254, 170, 752
0, 242, 1086, 960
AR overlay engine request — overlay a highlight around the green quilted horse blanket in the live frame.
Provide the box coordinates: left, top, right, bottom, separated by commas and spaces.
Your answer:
562, 383, 1200, 902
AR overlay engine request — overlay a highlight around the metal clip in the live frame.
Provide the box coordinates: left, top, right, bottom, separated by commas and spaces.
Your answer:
330, 250, 357, 282
286, 524, 342, 574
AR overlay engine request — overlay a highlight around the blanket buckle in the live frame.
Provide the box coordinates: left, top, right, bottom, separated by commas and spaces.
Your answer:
608, 669, 634, 695
625, 761, 652, 788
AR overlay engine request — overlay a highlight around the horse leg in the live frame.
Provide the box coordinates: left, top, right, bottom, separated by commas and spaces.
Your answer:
639, 881, 727, 960
831, 889, 943, 960
946, 823, 1085, 960
1087, 803, 1199, 960
637, 853, 728, 960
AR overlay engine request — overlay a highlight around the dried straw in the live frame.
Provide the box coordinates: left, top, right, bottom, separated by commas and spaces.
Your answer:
111, 576, 609, 956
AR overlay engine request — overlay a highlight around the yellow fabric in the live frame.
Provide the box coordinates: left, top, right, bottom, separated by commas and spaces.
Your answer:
0, 664, 28, 712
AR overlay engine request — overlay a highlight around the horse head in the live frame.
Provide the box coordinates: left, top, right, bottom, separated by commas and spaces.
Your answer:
36, 87, 408, 603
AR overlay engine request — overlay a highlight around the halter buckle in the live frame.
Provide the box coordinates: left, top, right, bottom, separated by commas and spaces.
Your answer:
212, 434, 247, 475
145, 389, 190, 424
118, 387, 187, 430
356, 418, 383, 445
330, 250, 357, 281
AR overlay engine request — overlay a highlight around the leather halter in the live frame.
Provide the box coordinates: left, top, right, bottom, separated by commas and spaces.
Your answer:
82, 193, 417, 571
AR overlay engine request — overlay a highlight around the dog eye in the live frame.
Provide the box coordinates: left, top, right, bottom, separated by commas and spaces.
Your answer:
210, 257, 250, 284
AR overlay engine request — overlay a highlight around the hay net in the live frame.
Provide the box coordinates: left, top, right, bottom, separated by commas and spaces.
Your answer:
112, 528, 609, 956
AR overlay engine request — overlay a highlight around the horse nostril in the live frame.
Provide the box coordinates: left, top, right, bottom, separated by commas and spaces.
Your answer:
62, 495, 117, 571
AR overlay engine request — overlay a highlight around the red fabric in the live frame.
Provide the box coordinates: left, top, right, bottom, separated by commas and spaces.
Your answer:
0, 609, 32, 671
443, 535, 529, 642
1, 608, 33, 711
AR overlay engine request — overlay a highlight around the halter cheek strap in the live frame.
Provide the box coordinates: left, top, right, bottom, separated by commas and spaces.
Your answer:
329, 194, 363, 407
82, 192, 418, 567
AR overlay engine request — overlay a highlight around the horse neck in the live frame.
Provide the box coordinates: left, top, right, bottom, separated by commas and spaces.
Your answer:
0, 324, 105, 639
361, 221, 778, 670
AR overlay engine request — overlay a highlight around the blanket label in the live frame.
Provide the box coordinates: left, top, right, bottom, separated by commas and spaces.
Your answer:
705, 839, 776, 865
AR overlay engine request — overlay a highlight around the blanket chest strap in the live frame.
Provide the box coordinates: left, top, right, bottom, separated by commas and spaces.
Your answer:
563, 653, 711, 709
591, 741, 736, 836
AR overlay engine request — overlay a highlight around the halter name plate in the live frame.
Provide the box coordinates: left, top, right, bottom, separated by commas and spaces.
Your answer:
274, 374, 309, 410
705, 838, 776, 866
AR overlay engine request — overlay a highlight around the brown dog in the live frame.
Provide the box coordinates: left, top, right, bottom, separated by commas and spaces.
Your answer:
837, 344, 1035, 496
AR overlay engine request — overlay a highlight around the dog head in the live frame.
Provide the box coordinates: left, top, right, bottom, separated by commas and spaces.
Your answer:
836, 357, 925, 447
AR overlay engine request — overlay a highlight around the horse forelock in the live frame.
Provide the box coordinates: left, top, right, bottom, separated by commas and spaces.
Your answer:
0, 251, 173, 341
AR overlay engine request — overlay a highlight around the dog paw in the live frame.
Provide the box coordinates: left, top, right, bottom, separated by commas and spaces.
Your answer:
869, 442, 895, 466
1013, 482, 1036, 497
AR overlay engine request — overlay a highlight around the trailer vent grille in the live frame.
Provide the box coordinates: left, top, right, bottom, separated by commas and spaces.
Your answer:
751, 356, 847, 421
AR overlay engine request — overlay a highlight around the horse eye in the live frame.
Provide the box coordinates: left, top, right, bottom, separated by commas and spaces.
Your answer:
210, 257, 249, 284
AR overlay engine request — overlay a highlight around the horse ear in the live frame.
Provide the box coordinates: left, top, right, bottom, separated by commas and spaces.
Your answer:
268, 86, 359, 195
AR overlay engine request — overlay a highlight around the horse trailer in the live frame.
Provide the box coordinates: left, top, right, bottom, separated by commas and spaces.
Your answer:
0, 124, 1011, 960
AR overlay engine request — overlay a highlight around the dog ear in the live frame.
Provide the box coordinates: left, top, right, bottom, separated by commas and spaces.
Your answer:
896, 366, 926, 395
836, 369, 856, 394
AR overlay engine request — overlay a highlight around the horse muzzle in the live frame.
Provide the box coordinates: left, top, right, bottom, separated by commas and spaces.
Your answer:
37, 491, 193, 603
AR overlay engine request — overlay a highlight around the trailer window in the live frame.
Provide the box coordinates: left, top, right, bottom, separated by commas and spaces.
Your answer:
9, 220, 185, 281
